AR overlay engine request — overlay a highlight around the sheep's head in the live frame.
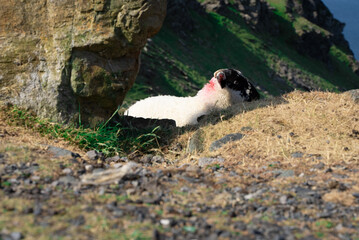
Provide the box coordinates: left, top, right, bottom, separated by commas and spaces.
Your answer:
214, 68, 260, 101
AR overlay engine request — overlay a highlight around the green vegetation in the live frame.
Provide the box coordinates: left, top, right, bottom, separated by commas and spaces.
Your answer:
124, 0, 359, 105
4, 106, 162, 156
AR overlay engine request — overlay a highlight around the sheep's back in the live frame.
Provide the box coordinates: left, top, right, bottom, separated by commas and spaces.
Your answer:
125, 95, 208, 127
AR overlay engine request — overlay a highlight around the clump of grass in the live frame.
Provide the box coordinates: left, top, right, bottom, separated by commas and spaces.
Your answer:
4, 106, 163, 156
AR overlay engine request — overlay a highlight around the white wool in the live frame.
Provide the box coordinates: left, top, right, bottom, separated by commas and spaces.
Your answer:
125, 78, 242, 127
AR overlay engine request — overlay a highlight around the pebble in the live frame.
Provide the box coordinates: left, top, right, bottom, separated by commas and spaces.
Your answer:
152, 156, 165, 164
313, 162, 325, 169
62, 168, 72, 175
198, 156, 225, 167
271, 169, 295, 178
105, 155, 121, 163
160, 219, 171, 227
85, 165, 93, 172
140, 154, 153, 164
279, 195, 287, 204
291, 152, 304, 158
209, 133, 244, 151
46, 145, 79, 158
187, 129, 205, 153
86, 150, 104, 161
57, 176, 79, 185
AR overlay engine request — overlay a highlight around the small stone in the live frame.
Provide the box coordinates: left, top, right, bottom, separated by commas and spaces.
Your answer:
46, 145, 79, 158
152, 156, 165, 163
160, 219, 171, 227
352, 193, 359, 199
241, 126, 253, 131
291, 152, 304, 158
198, 156, 225, 167
58, 176, 79, 185
244, 189, 265, 200
85, 165, 93, 172
10, 232, 22, 240
105, 155, 121, 163
98, 187, 106, 195
187, 129, 205, 154
140, 155, 153, 164
62, 168, 72, 175
86, 150, 103, 160
279, 195, 287, 204
272, 169, 295, 178
209, 133, 244, 151
313, 162, 325, 169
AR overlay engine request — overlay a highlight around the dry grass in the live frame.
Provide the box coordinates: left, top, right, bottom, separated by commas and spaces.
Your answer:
174, 91, 359, 168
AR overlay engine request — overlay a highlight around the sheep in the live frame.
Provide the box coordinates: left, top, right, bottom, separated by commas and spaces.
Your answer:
125, 68, 260, 127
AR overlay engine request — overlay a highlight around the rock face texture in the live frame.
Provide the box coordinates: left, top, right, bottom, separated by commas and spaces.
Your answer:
0, 0, 167, 125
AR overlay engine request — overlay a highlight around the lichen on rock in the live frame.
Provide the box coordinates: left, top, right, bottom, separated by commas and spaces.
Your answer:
0, 0, 167, 126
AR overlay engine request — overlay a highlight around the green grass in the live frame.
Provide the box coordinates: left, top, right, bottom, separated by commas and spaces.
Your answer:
4, 106, 163, 156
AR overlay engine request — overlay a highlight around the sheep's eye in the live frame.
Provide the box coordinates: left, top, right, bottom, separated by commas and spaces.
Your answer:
216, 71, 225, 81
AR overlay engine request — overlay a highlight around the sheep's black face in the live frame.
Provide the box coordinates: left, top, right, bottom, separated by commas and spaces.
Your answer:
214, 68, 260, 101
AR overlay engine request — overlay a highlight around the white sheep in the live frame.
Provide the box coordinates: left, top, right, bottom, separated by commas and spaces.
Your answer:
125, 68, 260, 127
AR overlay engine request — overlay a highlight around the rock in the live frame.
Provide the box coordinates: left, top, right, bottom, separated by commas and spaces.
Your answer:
209, 133, 244, 151
140, 155, 153, 164
241, 126, 253, 131
86, 150, 104, 161
62, 168, 73, 175
152, 156, 165, 164
198, 156, 225, 167
84, 165, 93, 172
160, 218, 171, 227
10, 232, 23, 240
58, 176, 79, 185
313, 162, 325, 170
81, 162, 139, 185
345, 89, 359, 103
279, 195, 288, 204
187, 129, 205, 154
244, 189, 266, 200
291, 152, 304, 158
105, 155, 121, 163
271, 169, 295, 178
46, 146, 79, 158
0, 0, 167, 126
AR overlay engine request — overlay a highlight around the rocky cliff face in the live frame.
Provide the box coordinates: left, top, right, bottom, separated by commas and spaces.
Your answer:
0, 0, 166, 126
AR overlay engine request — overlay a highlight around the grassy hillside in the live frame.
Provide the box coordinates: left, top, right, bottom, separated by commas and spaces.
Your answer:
1, 91, 359, 239
123, 0, 359, 106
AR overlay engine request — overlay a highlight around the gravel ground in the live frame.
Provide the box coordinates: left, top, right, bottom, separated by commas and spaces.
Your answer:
1, 144, 359, 239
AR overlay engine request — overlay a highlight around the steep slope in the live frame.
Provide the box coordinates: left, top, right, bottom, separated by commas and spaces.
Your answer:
123, 0, 359, 106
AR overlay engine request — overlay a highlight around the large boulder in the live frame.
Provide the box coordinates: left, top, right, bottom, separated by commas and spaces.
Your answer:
0, 0, 167, 126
